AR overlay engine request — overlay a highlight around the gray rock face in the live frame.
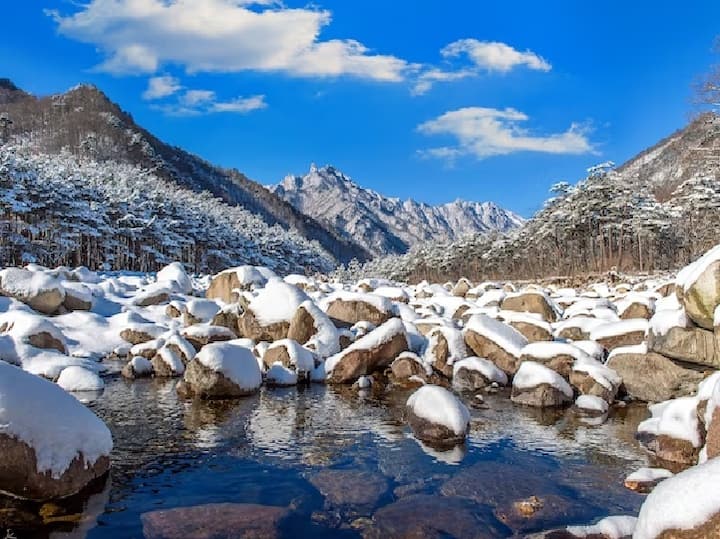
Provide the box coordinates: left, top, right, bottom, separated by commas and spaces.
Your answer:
607, 352, 706, 402
648, 326, 720, 368
272, 164, 524, 256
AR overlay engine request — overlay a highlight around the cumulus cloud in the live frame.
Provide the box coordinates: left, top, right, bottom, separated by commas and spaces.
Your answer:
442, 39, 551, 72
417, 107, 593, 160
413, 39, 551, 95
47, 0, 413, 81
142, 75, 182, 100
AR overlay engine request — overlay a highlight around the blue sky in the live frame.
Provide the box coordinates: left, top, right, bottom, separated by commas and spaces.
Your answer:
2, 1, 719, 216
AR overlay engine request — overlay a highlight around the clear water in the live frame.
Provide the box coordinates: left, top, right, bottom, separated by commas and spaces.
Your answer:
21, 375, 652, 538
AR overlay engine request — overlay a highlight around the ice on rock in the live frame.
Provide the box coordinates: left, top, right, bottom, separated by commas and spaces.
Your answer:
56, 366, 105, 392
0, 361, 113, 478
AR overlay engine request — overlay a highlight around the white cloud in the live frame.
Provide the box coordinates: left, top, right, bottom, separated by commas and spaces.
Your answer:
211, 95, 267, 113
47, 0, 413, 81
442, 39, 551, 72
181, 89, 216, 106
413, 39, 551, 95
154, 89, 267, 116
417, 107, 593, 160
142, 75, 182, 100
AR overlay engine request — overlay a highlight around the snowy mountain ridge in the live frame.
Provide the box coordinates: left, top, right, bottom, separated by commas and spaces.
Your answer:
272, 164, 524, 256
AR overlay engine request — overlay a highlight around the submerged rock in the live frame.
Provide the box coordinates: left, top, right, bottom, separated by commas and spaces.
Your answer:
310, 470, 388, 507
142, 503, 289, 539
364, 494, 510, 539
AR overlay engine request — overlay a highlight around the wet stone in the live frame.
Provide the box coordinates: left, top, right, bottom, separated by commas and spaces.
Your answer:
309, 470, 388, 508
363, 494, 510, 539
141, 503, 289, 539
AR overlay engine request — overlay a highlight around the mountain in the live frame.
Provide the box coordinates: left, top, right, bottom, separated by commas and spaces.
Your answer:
354, 113, 720, 283
272, 164, 525, 256
0, 81, 370, 265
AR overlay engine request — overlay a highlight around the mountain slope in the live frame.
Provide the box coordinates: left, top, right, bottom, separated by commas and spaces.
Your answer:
355, 113, 720, 282
272, 164, 524, 256
0, 82, 369, 264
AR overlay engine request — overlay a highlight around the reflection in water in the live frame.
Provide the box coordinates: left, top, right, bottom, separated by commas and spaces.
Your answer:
14, 379, 654, 538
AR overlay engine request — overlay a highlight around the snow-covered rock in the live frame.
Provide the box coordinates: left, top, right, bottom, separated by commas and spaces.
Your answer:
56, 366, 104, 392
511, 361, 574, 408
623, 467, 674, 494
0, 361, 112, 500
406, 385, 470, 446
178, 341, 262, 399
157, 262, 193, 295
463, 314, 528, 375
325, 318, 408, 384
675, 244, 720, 330
0, 267, 65, 314
637, 397, 703, 464
635, 456, 720, 538
452, 357, 507, 391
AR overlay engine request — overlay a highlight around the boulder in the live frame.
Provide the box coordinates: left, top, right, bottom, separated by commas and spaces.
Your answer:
607, 352, 705, 402
183, 299, 220, 326
287, 300, 341, 357
508, 320, 553, 342
210, 304, 242, 337
676, 246, 720, 330
525, 516, 637, 538
463, 314, 528, 375
452, 357, 508, 391
511, 361, 574, 408
389, 352, 430, 386
205, 266, 275, 302
261, 339, 316, 374
590, 319, 648, 351
324, 292, 394, 328
0, 313, 67, 354
0, 362, 112, 501
325, 318, 408, 384
236, 280, 310, 341
142, 503, 289, 539
648, 325, 720, 368
406, 385, 470, 446
636, 397, 703, 464
177, 342, 262, 399
501, 291, 558, 322
0, 268, 65, 314
132, 284, 171, 307
156, 262, 193, 295
61, 284, 93, 311
181, 325, 236, 351
519, 342, 589, 379
623, 467, 673, 494
634, 457, 720, 539
451, 278, 472, 298
152, 346, 186, 378
121, 356, 154, 379
425, 326, 467, 378
119, 323, 165, 345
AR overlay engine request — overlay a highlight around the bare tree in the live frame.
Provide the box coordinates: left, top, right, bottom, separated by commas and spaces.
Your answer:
695, 38, 720, 109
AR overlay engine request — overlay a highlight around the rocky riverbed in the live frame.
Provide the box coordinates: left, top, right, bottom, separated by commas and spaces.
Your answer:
3, 249, 720, 537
